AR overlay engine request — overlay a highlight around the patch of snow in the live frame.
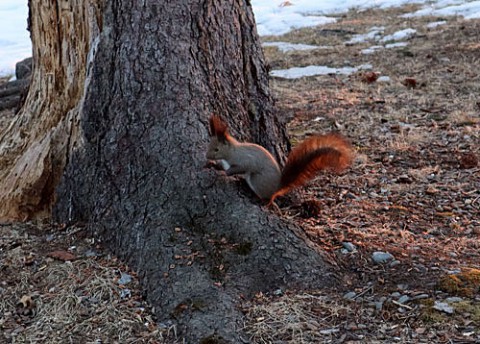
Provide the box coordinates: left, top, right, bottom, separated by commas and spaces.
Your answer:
433, 301, 454, 314
253, 7, 336, 36
361, 42, 408, 55
377, 76, 391, 82
385, 42, 409, 48
345, 27, 385, 45
361, 45, 383, 54
270, 63, 372, 79
262, 41, 328, 52
357, 63, 373, 70
381, 28, 417, 42
426, 20, 448, 28
252, 0, 430, 36
403, 0, 480, 19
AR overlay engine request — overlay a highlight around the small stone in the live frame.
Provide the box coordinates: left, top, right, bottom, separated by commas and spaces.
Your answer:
372, 251, 394, 264
84, 249, 100, 257
412, 294, 429, 300
425, 186, 439, 195
320, 328, 340, 335
416, 327, 426, 334
120, 288, 131, 299
343, 291, 357, 300
118, 272, 133, 285
446, 297, 463, 303
398, 295, 410, 304
389, 260, 401, 267
433, 301, 454, 314
391, 292, 401, 298
273, 289, 283, 296
342, 242, 356, 252
374, 301, 384, 311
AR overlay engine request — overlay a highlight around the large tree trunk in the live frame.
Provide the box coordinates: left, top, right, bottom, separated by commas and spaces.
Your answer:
1, 0, 332, 341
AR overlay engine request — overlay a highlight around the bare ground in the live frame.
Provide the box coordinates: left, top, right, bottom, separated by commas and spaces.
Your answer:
1, 4, 479, 343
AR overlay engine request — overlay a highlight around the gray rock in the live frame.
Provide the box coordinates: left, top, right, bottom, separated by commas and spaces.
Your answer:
343, 291, 357, 300
433, 301, 454, 314
118, 272, 133, 285
398, 295, 410, 304
446, 297, 463, 303
120, 288, 131, 299
412, 294, 429, 300
374, 300, 384, 311
273, 289, 283, 296
389, 260, 401, 267
84, 249, 100, 257
342, 242, 356, 252
372, 251, 394, 264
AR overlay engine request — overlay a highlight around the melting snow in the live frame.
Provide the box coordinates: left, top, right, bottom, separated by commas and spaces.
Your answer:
270, 64, 372, 79
380, 28, 417, 42
262, 42, 329, 52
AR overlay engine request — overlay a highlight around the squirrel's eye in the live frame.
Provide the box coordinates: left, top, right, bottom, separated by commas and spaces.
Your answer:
215, 148, 219, 152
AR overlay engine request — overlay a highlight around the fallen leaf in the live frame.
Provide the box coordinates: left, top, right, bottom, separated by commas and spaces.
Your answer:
459, 152, 478, 169
402, 77, 417, 88
360, 71, 379, 84
18, 295, 35, 309
47, 250, 77, 261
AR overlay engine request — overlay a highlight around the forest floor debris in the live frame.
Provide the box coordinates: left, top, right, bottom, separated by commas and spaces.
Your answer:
1, 3, 479, 343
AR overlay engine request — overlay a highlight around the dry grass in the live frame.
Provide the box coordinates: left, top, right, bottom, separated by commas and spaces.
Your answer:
245, 293, 351, 343
0, 224, 166, 343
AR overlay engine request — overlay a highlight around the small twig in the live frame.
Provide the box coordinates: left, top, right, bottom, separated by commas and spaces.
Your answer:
391, 300, 413, 310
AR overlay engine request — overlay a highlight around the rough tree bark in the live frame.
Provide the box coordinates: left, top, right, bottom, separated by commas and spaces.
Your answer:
1, 0, 333, 342
0, 0, 102, 220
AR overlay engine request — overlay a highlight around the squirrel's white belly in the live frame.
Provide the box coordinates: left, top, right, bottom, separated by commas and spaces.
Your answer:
220, 159, 230, 170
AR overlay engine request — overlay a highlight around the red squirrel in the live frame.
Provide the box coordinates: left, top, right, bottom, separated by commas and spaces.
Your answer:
206, 115, 353, 204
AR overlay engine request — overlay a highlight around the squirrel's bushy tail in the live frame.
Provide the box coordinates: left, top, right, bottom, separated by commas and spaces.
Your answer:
269, 133, 353, 203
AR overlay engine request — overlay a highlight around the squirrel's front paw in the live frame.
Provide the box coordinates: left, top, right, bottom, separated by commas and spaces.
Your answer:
204, 160, 223, 170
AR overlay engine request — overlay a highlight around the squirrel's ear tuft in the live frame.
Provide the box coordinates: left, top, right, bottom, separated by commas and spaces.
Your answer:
209, 115, 228, 142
